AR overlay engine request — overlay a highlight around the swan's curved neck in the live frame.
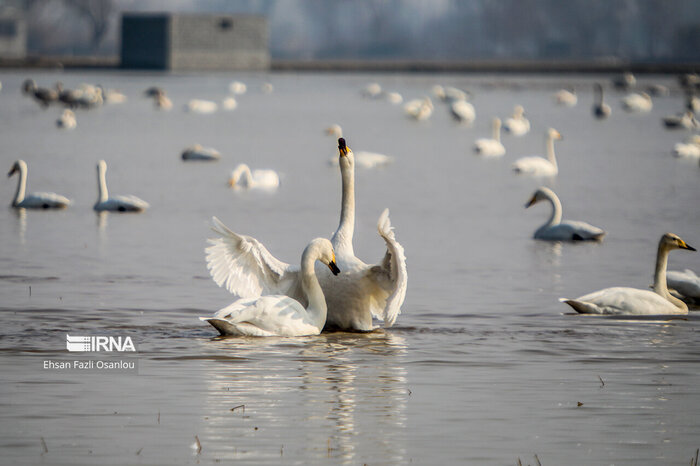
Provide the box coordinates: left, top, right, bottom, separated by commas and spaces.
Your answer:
97, 164, 108, 203
300, 251, 327, 329
595, 86, 604, 105
653, 243, 687, 310
12, 164, 27, 206
543, 191, 562, 227
546, 135, 558, 169
492, 121, 501, 142
332, 159, 355, 255
234, 165, 253, 186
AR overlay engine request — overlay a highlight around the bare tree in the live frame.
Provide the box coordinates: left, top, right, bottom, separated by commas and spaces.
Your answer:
61, 0, 113, 52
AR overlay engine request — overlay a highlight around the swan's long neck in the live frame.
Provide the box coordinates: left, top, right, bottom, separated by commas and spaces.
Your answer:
546, 134, 558, 170
233, 164, 253, 187
652, 243, 687, 310
332, 159, 355, 255
595, 86, 604, 105
97, 164, 108, 203
300, 251, 327, 329
492, 120, 500, 142
544, 190, 562, 227
12, 163, 27, 206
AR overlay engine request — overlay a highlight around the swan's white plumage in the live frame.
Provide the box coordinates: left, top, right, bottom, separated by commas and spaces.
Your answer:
503, 105, 530, 136
181, 144, 221, 161
554, 89, 577, 107
512, 128, 561, 176
325, 125, 393, 168
621, 92, 652, 113
93, 160, 149, 212
525, 187, 605, 241
8, 160, 71, 209
667, 269, 700, 301
186, 99, 218, 114
404, 97, 433, 120
474, 117, 505, 157
672, 135, 700, 158
229, 164, 279, 191
450, 100, 476, 124
56, 109, 76, 130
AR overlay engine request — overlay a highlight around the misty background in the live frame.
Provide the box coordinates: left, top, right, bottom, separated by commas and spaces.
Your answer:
2, 0, 700, 62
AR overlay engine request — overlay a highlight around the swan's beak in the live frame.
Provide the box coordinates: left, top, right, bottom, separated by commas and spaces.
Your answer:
338, 138, 349, 157
328, 260, 340, 276
680, 240, 696, 251
524, 195, 537, 208
7, 166, 17, 177
228, 178, 235, 187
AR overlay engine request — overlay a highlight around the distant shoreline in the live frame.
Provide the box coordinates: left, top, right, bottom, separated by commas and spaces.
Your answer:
1, 55, 699, 74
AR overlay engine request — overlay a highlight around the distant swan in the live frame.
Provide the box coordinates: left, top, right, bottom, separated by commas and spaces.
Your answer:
362, 83, 382, 98
474, 117, 505, 157
621, 92, 652, 113
667, 269, 700, 303
201, 236, 339, 337
593, 83, 611, 119
325, 125, 393, 168
512, 128, 562, 177
56, 109, 76, 130
672, 135, 700, 158
186, 99, 217, 114
503, 105, 530, 136
525, 187, 605, 241
404, 97, 433, 120
222, 97, 237, 111
8, 160, 70, 209
228, 164, 279, 191
554, 89, 577, 107
93, 160, 149, 212
450, 100, 476, 124
229, 81, 247, 95
662, 110, 699, 130
181, 144, 221, 161
561, 233, 696, 315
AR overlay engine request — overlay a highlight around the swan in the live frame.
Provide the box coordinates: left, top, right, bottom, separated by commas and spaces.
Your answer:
154, 92, 172, 110
672, 135, 700, 158
185, 99, 217, 114
554, 89, 577, 107
503, 105, 530, 136
385, 92, 403, 105
7, 160, 70, 209
205, 138, 407, 331
56, 109, 76, 130
325, 125, 393, 168
613, 72, 636, 90
93, 160, 149, 212
362, 83, 382, 98
560, 233, 696, 315
222, 97, 237, 111
473, 117, 505, 157
201, 236, 339, 337
662, 110, 699, 130
450, 100, 476, 124
403, 97, 433, 120
621, 92, 652, 113
593, 83, 611, 119
261, 82, 274, 94
229, 81, 247, 95
525, 187, 605, 241
512, 128, 562, 177
103, 88, 127, 104
228, 164, 279, 191
181, 144, 221, 161
666, 269, 700, 303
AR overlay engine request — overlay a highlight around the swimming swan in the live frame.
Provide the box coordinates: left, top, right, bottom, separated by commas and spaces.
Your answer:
672, 135, 700, 159
325, 125, 393, 169
554, 89, 577, 107
621, 92, 652, 113
593, 83, 611, 119
503, 105, 530, 136
474, 117, 505, 157
666, 269, 700, 303
404, 97, 433, 120
8, 160, 70, 209
56, 109, 77, 130
560, 233, 696, 315
205, 139, 407, 331
181, 144, 221, 161
450, 100, 476, 124
512, 128, 562, 176
228, 164, 279, 191
201, 237, 339, 337
525, 187, 605, 241
93, 160, 149, 212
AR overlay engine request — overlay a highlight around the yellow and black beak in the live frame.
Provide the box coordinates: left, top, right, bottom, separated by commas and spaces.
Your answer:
680, 240, 696, 251
338, 138, 349, 157
524, 195, 537, 208
328, 259, 340, 276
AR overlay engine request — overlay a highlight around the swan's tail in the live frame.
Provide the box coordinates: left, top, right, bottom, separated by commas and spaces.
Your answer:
559, 298, 598, 314
200, 317, 238, 336
377, 208, 407, 327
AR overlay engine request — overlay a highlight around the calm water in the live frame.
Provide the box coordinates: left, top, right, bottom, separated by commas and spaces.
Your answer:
1, 70, 699, 465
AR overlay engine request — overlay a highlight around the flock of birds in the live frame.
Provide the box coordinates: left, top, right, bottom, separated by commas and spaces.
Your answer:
6, 71, 700, 335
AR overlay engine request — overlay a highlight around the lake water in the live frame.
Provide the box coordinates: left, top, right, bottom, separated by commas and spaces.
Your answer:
1, 70, 699, 465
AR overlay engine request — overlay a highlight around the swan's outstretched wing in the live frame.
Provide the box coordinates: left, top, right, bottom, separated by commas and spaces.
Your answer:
370, 209, 407, 327
205, 216, 300, 298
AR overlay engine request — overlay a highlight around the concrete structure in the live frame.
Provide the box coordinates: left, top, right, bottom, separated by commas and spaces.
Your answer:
0, 13, 26, 59
121, 13, 269, 71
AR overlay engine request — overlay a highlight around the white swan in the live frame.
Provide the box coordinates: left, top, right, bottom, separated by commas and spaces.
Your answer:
512, 128, 562, 177
181, 144, 221, 161
474, 117, 505, 157
450, 100, 476, 124
525, 187, 605, 241
222, 97, 237, 111
613, 72, 636, 90
228, 164, 279, 191
229, 81, 247, 95
672, 135, 700, 158
385, 91, 403, 104
56, 109, 76, 130
8, 160, 70, 209
362, 83, 382, 98
205, 139, 407, 331
154, 92, 172, 111
554, 89, 577, 107
325, 125, 393, 169
404, 97, 433, 120
503, 105, 530, 136
667, 269, 700, 303
663, 110, 699, 130
93, 160, 149, 212
185, 99, 217, 114
560, 233, 696, 315
593, 83, 611, 119
201, 236, 339, 337
621, 92, 652, 113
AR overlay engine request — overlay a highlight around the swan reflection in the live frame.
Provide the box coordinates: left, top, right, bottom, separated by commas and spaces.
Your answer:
199, 331, 408, 463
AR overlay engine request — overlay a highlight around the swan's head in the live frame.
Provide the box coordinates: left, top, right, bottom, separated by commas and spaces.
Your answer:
22, 79, 37, 94
660, 233, 696, 252
514, 105, 525, 117
525, 186, 555, 208
338, 138, 354, 167
307, 238, 340, 276
8, 160, 26, 177
492, 117, 502, 129
97, 160, 107, 174
325, 124, 342, 138
547, 128, 562, 140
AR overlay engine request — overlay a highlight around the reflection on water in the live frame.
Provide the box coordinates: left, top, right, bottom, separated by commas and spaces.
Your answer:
199, 332, 408, 463
13, 207, 27, 244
